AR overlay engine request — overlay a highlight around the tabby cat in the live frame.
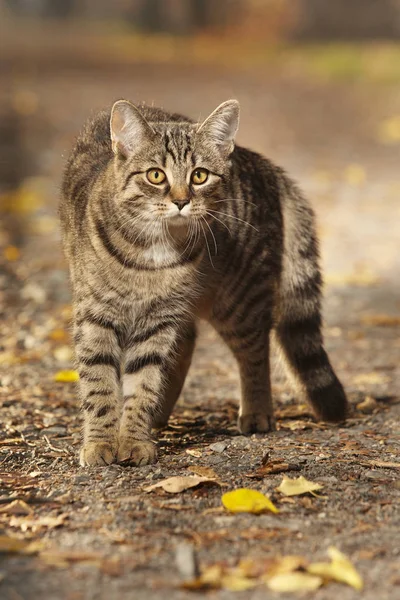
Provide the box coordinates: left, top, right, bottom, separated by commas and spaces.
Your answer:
60, 99, 348, 467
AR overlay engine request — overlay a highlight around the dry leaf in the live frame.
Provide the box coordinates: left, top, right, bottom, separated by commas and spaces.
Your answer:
0, 535, 43, 554
0, 500, 33, 515
267, 572, 323, 592
279, 420, 316, 431
361, 314, 400, 327
4, 245, 20, 261
144, 475, 218, 494
188, 466, 218, 479
40, 550, 104, 568
356, 396, 378, 414
183, 564, 257, 592
9, 514, 67, 533
54, 370, 79, 383
221, 489, 279, 514
186, 449, 202, 458
353, 372, 388, 386
369, 460, 400, 469
307, 546, 363, 590
276, 476, 323, 497
245, 462, 301, 478
325, 270, 380, 287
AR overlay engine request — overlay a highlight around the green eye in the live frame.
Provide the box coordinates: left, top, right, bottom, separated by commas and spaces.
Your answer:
147, 169, 166, 185
191, 168, 209, 185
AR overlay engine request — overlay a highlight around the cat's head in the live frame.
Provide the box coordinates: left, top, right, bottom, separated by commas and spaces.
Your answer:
109, 99, 239, 238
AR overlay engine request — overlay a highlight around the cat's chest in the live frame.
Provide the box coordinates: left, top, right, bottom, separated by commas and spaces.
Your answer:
138, 242, 178, 268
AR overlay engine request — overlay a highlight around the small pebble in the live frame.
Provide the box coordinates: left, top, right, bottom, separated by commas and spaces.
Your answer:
209, 441, 228, 453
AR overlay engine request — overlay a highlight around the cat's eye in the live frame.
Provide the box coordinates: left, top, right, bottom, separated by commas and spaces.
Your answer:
191, 168, 209, 185
147, 169, 166, 185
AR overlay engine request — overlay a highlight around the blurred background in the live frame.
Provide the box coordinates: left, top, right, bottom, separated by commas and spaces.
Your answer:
0, 0, 399, 380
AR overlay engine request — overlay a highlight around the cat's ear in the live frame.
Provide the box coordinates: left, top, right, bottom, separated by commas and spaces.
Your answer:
197, 100, 240, 155
110, 100, 154, 157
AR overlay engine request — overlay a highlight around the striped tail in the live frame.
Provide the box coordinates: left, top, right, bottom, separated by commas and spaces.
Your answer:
274, 179, 348, 422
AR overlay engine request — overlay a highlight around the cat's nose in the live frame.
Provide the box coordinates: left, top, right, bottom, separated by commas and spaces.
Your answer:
172, 199, 190, 211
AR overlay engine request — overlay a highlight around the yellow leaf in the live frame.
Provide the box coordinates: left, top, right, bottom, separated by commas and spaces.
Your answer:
183, 564, 257, 592
276, 476, 323, 497
267, 572, 322, 592
4, 245, 20, 261
0, 500, 33, 516
361, 314, 400, 327
49, 328, 69, 342
353, 372, 388, 386
144, 475, 218, 494
221, 572, 258, 591
221, 488, 279, 514
0, 535, 43, 554
307, 546, 363, 591
54, 370, 79, 383
325, 270, 380, 287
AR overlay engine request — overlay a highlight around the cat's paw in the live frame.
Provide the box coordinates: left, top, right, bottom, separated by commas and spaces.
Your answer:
79, 442, 117, 466
117, 439, 158, 466
238, 413, 276, 434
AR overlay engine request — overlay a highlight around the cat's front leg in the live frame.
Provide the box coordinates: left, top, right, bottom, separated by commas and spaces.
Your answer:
118, 320, 182, 465
74, 313, 124, 466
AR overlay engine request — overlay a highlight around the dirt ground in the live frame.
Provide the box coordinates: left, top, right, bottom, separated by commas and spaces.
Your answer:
0, 42, 399, 600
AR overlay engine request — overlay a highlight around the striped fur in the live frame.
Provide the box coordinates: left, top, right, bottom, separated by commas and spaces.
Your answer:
60, 99, 348, 466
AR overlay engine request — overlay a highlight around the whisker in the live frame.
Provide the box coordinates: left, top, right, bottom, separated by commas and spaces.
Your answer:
200, 217, 215, 270
207, 210, 259, 232
205, 211, 232, 237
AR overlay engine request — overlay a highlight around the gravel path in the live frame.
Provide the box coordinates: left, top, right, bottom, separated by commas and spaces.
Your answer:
0, 54, 399, 600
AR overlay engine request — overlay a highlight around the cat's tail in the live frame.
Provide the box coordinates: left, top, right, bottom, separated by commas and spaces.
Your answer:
273, 174, 348, 422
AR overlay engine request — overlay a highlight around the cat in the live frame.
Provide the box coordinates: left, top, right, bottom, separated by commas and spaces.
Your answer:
60, 99, 348, 466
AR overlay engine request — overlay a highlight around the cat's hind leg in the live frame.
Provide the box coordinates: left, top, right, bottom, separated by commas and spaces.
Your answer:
211, 314, 275, 434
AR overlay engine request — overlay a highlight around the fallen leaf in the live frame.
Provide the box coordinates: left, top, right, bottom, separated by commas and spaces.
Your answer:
49, 328, 69, 342
186, 449, 202, 458
0, 500, 33, 515
369, 460, 400, 469
308, 546, 363, 590
276, 476, 323, 497
353, 372, 389, 386
356, 396, 378, 414
221, 489, 279, 514
40, 550, 104, 568
279, 420, 317, 431
245, 462, 301, 478
325, 270, 380, 287
188, 466, 218, 479
183, 564, 257, 592
361, 314, 400, 327
144, 475, 218, 494
0, 535, 43, 554
267, 572, 323, 592
4, 245, 20, 261
54, 370, 79, 383
9, 514, 67, 533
